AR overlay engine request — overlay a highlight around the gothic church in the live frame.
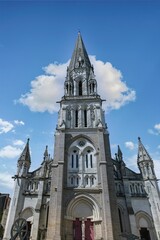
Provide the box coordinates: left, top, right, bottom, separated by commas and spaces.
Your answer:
3, 33, 160, 240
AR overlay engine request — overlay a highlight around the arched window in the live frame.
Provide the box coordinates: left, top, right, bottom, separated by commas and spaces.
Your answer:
91, 176, 94, 186
85, 176, 89, 185
79, 81, 82, 96
71, 150, 79, 169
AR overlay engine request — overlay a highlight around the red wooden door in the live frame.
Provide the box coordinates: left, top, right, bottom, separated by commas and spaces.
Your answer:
85, 219, 94, 240
73, 218, 82, 240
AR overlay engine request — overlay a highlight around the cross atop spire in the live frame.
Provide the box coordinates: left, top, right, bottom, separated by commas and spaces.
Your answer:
68, 32, 91, 72
137, 137, 152, 163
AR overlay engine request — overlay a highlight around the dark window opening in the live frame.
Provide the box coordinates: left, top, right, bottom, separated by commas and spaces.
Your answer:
86, 155, 88, 168
140, 228, 151, 240
92, 83, 95, 92
91, 177, 94, 185
71, 177, 74, 185
76, 155, 79, 168
86, 177, 88, 185
66, 84, 68, 94
72, 155, 74, 168
118, 208, 123, 232
79, 81, 82, 96
90, 155, 93, 168
46, 206, 49, 228
77, 177, 79, 185
75, 110, 78, 127
84, 109, 87, 127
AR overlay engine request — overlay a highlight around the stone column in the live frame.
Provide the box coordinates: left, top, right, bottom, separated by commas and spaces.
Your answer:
46, 131, 65, 240
32, 211, 40, 240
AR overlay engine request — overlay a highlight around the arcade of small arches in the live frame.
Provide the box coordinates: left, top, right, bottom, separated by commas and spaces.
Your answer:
115, 182, 146, 197
59, 103, 104, 129
64, 78, 97, 97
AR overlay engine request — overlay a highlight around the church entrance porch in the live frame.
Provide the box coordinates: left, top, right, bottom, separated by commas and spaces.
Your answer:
73, 218, 94, 240
65, 194, 101, 240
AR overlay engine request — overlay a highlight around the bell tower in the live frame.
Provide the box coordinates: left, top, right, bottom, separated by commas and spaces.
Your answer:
46, 33, 120, 240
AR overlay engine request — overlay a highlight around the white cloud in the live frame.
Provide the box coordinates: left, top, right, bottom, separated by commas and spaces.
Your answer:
13, 139, 25, 146
14, 120, 25, 125
125, 141, 135, 150
148, 123, 160, 135
18, 56, 136, 113
157, 145, 160, 149
90, 56, 136, 111
0, 145, 22, 158
0, 118, 14, 134
0, 172, 14, 189
154, 123, 160, 133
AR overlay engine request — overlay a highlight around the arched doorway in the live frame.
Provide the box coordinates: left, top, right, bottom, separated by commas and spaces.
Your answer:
20, 207, 33, 240
136, 211, 156, 240
65, 194, 100, 240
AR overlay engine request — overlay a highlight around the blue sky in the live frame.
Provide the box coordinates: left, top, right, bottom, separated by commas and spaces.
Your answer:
0, 1, 160, 195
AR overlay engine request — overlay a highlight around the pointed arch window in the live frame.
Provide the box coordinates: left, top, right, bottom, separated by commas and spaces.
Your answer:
71, 150, 79, 169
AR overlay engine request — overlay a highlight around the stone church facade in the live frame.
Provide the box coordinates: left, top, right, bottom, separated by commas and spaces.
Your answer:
3, 33, 160, 240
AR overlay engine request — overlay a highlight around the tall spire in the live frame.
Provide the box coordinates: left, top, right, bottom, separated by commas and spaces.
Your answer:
64, 33, 97, 98
137, 137, 152, 163
68, 32, 92, 72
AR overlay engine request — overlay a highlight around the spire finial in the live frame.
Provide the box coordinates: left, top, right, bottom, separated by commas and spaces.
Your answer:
44, 145, 49, 158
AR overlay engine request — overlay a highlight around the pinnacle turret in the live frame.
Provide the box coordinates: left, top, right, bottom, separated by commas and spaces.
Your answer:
137, 137, 152, 163
18, 138, 31, 163
17, 138, 31, 176
137, 137, 156, 180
